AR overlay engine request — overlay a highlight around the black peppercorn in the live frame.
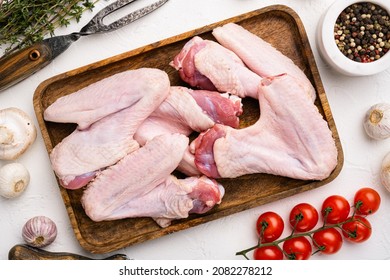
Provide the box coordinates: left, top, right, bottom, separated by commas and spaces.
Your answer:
335, 2, 390, 62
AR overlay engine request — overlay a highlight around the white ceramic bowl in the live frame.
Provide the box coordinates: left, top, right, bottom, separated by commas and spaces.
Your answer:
317, 0, 390, 76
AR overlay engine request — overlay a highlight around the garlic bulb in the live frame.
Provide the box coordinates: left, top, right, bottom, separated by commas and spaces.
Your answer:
0, 162, 30, 198
22, 216, 57, 248
363, 103, 390, 140
381, 152, 390, 192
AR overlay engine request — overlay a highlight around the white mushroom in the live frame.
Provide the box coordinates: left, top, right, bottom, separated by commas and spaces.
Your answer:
0, 107, 37, 160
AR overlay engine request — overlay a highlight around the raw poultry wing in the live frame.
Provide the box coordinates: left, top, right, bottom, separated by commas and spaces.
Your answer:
193, 74, 338, 180
134, 86, 242, 145
44, 68, 168, 130
81, 133, 224, 227
134, 86, 242, 176
46, 68, 170, 189
170, 36, 261, 99
212, 23, 316, 102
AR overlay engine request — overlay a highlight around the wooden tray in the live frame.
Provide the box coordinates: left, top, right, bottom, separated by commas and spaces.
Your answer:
33, 5, 344, 254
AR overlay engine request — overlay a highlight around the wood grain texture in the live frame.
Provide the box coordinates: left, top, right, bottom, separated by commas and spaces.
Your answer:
0, 42, 53, 91
33, 5, 344, 254
8, 244, 128, 260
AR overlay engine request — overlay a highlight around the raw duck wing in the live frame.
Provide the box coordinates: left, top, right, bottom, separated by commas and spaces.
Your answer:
50, 109, 140, 189
84, 174, 224, 228
81, 133, 189, 222
44, 68, 169, 130
178, 147, 201, 176
152, 176, 224, 228
134, 86, 242, 176
194, 74, 338, 180
188, 89, 242, 128
170, 36, 217, 90
50, 70, 170, 189
134, 86, 215, 145
171, 36, 261, 99
212, 23, 316, 102
134, 86, 242, 144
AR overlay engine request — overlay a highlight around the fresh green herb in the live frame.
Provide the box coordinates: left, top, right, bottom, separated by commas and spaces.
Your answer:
0, 0, 99, 56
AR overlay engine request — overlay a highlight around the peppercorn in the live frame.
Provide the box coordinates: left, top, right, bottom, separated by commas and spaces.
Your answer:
335, 2, 390, 63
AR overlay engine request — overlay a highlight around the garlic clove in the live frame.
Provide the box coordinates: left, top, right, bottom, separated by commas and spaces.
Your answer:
381, 152, 390, 192
363, 103, 390, 140
22, 216, 58, 248
0, 162, 30, 198
0, 107, 37, 160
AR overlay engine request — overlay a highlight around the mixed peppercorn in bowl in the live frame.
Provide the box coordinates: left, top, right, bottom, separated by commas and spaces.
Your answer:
317, 0, 390, 76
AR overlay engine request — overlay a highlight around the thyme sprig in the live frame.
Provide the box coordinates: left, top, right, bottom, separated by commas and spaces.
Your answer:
0, 0, 99, 56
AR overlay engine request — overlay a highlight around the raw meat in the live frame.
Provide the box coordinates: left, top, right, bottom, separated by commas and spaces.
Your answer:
178, 147, 201, 176
193, 74, 338, 180
134, 86, 242, 175
134, 86, 242, 145
48, 69, 170, 189
44, 68, 169, 130
81, 133, 224, 227
170, 36, 261, 99
189, 89, 242, 128
81, 133, 188, 221
212, 23, 316, 102
152, 176, 224, 227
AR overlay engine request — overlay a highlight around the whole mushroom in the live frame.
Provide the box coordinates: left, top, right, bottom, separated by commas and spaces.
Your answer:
0, 107, 37, 160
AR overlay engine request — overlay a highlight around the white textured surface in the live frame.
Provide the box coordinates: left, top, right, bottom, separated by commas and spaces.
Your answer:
0, 0, 389, 260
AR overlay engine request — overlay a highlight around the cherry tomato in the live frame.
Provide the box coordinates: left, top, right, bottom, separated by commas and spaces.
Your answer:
354, 187, 381, 215
342, 216, 372, 243
312, 228, 343, 254
289, 203, 319, 232
256, 212, 284, 243
282, 236, 312, 260
253, 245, 284, 260
321, 195, 350, 224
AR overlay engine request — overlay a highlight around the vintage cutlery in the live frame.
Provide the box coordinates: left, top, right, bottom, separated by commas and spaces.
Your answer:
0, 0, 169, 92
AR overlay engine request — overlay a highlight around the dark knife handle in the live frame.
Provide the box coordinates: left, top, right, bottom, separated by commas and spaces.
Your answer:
0, 34, 80, 92
0, 42, 54, 92
8, 244, 128, 260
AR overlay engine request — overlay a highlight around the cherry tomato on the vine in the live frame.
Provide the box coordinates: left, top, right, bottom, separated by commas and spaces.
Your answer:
256, 212, 284, 243
354, 187, 381, 215
321, 195, 350, 224
289, 203, 319, 232
282, 236, 312, 260
253, 245, 284, 260
312, 228, 343, 254
342, 215, 372, 243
